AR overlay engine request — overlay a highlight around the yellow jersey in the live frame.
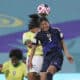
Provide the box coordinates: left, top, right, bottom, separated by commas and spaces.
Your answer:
22, 31, 43, 56
2, 61, 26, 80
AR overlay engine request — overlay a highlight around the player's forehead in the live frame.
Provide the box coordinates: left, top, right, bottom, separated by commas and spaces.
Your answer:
40, 20, 49, 25
41, 20, 48, 23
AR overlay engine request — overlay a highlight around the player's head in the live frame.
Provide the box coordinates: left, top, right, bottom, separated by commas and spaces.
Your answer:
28, 14, 40, 33
37, 4, 50, 17
39, 16, 50, 31
9, 49, 23, 66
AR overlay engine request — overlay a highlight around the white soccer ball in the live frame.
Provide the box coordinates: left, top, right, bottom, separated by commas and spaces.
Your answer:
37, 4, 50, 15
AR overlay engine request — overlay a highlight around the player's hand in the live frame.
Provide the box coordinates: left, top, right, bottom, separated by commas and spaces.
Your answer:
66, 54, 73, 63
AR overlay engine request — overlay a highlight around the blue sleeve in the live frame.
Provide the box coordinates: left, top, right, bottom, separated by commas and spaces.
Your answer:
57, 29, 64, 40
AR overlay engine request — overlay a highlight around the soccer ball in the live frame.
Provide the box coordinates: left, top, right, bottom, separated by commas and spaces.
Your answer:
37, 4, 50, 16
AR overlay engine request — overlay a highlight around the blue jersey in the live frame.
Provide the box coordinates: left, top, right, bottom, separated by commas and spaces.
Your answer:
33, 27, 64, 55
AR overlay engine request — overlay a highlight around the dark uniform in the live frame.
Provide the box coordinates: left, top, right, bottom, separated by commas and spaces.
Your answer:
33, 27, 64, 72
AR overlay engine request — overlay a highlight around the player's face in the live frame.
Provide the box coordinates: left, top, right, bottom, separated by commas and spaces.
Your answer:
40, 21, 49, 31
11, 56, 19, 67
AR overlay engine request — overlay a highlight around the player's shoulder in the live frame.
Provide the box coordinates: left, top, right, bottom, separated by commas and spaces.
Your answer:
23, 31, 30, 35
23, 31, 33, 36
51, 27, 61, 32
23, 32, 28, 37
3, 60, 11, 66
52, 27, 61, 31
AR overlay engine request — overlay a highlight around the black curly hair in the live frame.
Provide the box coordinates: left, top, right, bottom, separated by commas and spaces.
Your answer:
9, 49, 23, 60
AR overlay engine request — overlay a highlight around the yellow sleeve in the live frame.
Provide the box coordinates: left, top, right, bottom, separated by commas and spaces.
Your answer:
22, 33, 28, 45
23, 32, 31, 45
2, 62, 8, 73
2, 61, 9, 77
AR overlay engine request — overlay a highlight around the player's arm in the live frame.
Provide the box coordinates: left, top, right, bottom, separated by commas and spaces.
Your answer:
28, 39, 38, 68
23, 63, 28, 78
61, 40, 73, 63
22, 33, 32, 48
28, 33, 39, 68
0, 64, 6, 73
29, 45, 37, 64
57, 28, 73, 63
0, 62, 9, 75
61, 40, 70, 56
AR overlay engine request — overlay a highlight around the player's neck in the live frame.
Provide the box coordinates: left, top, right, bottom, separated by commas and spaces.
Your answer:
30, 30, 36, 33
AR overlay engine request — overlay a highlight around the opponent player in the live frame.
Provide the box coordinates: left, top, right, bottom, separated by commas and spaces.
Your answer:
22, 14, 43, 80
0, 49, 27, 80
28, 16, 73, 80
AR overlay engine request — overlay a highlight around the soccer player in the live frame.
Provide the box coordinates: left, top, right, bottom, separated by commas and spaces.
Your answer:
29, 16, 74, 80
22, 14, 43, 80
0, 49, 27, 80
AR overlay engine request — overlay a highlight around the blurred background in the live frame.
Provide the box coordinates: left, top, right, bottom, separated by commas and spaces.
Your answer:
0, 0, 80, 79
